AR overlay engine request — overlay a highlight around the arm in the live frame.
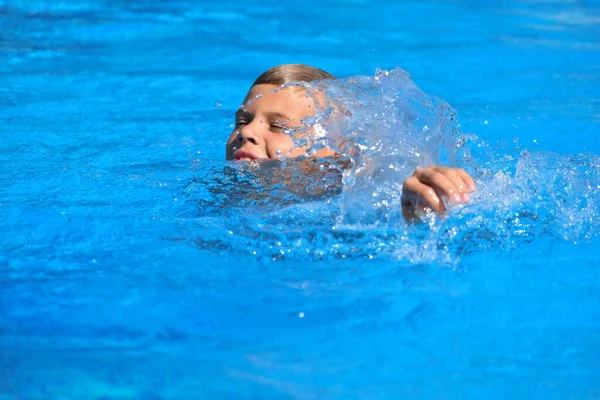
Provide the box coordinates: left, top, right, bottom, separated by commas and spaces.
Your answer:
401, 166, 476, 222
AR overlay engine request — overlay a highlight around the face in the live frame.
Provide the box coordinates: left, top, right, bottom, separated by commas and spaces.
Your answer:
225, 84, 336, 161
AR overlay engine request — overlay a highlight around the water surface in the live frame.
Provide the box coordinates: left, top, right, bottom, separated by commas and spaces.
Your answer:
1, 0, 600, 398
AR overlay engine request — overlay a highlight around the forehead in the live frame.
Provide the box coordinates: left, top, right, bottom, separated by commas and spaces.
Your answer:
241, 84, 315, 118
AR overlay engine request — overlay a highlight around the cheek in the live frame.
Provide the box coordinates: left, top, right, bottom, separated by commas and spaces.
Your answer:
225, 130, 239, 158
266, 134, 294, 158
227, 129, 239, 143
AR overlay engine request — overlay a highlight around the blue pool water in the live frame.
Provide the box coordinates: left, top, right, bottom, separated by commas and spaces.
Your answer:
1, 0, 600, 398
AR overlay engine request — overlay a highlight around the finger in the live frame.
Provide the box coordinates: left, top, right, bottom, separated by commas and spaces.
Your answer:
414, 168, 463, 204
457, 169, 476, 192
438, 168, 469, 197
437, 168, 473, 202
402, 177, 446, 214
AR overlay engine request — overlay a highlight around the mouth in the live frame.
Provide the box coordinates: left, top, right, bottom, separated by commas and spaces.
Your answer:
233, 151, 259, 161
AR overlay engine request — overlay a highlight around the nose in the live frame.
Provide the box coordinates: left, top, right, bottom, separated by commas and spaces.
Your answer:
237, 124, 260, 146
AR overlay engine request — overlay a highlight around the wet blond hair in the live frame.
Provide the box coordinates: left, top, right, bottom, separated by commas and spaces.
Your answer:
252, 64, 335, 86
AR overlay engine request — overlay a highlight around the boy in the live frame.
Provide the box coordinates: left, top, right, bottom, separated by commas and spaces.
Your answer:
225, 64, 475, 219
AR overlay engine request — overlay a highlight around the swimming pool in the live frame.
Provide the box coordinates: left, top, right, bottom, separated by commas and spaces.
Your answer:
1, 0, 599, 398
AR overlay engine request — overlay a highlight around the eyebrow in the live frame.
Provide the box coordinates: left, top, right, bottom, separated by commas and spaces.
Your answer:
235, 109, 252, 118
265, 111, 291, 122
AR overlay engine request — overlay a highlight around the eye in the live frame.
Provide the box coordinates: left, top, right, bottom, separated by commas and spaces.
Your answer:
235, 110, 253, 127
270, 119, 290, 132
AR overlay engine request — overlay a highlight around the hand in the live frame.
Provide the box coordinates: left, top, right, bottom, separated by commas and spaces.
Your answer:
401, 166, 476, 219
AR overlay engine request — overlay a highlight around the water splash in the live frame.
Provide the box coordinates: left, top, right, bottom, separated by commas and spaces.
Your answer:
307, 68, 599, 240
190, 68, 600, 265
302, 68, 461, 227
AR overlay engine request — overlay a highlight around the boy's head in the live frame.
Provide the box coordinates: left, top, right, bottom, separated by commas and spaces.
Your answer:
226, 64, 337, 161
